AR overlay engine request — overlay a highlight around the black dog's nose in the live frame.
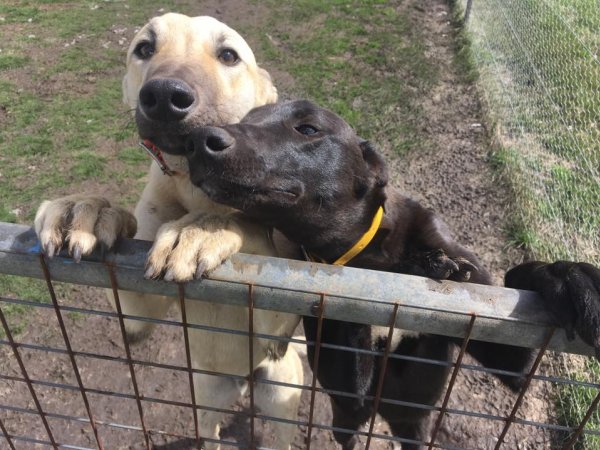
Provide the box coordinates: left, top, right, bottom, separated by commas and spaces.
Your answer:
138, 78, 195, 122
187, 127, 235, 157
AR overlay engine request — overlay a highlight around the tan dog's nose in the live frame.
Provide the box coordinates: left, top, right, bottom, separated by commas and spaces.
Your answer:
138, 78, 195, 122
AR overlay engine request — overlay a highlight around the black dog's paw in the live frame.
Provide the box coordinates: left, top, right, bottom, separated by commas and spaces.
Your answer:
505, 261, 600, 358
422, 249, 478, 281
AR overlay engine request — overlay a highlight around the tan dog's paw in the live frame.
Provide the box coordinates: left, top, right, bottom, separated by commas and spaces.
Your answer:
34, 195, 137, 261
144, 212, 243, 282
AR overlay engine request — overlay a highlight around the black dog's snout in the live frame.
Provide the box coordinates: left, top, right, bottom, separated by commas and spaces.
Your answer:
187, 127, 235, 157
139, 78, 195, 122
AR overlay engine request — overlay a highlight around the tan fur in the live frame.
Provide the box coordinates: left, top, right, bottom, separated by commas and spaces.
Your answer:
34, 14, 299, 449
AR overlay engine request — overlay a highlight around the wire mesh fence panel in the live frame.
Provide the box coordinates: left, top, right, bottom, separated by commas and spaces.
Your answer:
0, 222, 599, 448
459, 0, 600, 264
458, 2, 600, 448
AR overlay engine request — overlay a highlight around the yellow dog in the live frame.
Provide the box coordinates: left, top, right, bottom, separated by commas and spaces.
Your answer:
35, 13, 302, 449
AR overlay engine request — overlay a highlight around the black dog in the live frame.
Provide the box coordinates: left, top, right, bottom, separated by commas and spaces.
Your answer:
184, 100, 600, 449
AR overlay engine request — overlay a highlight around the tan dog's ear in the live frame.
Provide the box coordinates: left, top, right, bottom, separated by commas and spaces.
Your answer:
255, 67, 278, 105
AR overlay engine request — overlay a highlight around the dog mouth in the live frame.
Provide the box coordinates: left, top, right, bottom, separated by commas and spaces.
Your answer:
134, 109, 193, 155
198, 176, 302, 210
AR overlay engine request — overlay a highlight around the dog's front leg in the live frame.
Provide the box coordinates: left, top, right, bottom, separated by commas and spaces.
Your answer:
194, 372, 247, 450
254, 345, 303, 450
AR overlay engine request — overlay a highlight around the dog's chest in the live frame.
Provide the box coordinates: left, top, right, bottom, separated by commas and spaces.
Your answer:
173, 176, 235, 214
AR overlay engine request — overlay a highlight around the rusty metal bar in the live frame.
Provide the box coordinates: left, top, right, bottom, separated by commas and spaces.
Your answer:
2, 309, 599, 431
306, 293, 326, 449
247, 284, 256, 447
8, 289, 596, 380
494, 328, 556, 449
3, 378, 599, 445
0, 223, 593, 356
0, 433, 92, 450
10, 366, 594, 439
5, 292, 600, 388
0, 304, 58, 448
106, 263, 151, 450
39, 254, 105, 450
562, 389, 600, 450
0, 415, 16, 450
365, 302, 400, 450
428, 315, 477, 448
177, 283, 201, 449
2, 321, 597, 413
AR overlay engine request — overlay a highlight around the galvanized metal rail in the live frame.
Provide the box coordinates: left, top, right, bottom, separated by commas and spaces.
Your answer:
0, 221, 593, 356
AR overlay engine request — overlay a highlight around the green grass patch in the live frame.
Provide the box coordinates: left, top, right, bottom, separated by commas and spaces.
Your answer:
258, 0, 438, 156
50, 46, 121, 75
556, 358, 600, 449
0, 54, 29, 70
118, 146, 149, 165
0, 5, 39, 23
0, 207, 17, 223
0, 275, 49, 337
0, 0, 176, 333
72, 151, 107, 178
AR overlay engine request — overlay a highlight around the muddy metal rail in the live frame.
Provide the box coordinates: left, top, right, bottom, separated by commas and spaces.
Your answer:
0, 221, 593, 356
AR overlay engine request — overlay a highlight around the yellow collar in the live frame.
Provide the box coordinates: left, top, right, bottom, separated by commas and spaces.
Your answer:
304, 206, 384, 266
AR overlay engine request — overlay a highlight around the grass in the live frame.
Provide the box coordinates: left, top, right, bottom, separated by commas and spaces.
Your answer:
453, 0, 600, 447
257, 0, 437, 157
0, 0, 179, 327
460, 0, 600, 263
0, 54, 29, 70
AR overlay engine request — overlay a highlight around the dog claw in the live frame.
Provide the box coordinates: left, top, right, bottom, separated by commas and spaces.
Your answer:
163, 270, 175, 282
195, 262, 208, 279
144, 267, 157, 280
455, 257, 478, 273
447, 259, 460, 273
45, 242, 56, 258
72, 245, 82, 263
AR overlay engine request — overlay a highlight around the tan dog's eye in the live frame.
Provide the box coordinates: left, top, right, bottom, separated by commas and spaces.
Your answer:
133, 41, 155, 60
218, 48, 240, 66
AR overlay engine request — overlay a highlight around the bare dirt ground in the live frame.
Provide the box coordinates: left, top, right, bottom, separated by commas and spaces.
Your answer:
0, 0, 568, 449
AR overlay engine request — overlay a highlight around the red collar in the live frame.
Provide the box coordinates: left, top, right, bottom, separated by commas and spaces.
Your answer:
139, 140, 176, 176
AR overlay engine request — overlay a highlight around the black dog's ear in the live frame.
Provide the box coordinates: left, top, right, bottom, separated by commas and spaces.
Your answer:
359, 140, 388, 188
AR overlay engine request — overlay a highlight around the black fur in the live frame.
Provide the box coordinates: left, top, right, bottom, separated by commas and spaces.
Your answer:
185, 100, 600, 449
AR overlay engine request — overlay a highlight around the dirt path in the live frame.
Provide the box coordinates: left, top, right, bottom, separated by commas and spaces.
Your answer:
0, 1, 564, 449
385, 2, 557, 449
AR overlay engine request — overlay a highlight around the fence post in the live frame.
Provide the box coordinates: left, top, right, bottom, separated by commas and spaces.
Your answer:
464, 0, 473, 23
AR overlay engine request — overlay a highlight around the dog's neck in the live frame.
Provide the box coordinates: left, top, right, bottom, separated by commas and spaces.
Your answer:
280, 202, 386, 266
283, 193, 416, 271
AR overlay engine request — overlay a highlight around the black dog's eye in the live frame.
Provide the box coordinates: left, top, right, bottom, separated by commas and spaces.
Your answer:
295, 124, 319, 136
218, 48, 240, 66
133, 41, 155, 60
